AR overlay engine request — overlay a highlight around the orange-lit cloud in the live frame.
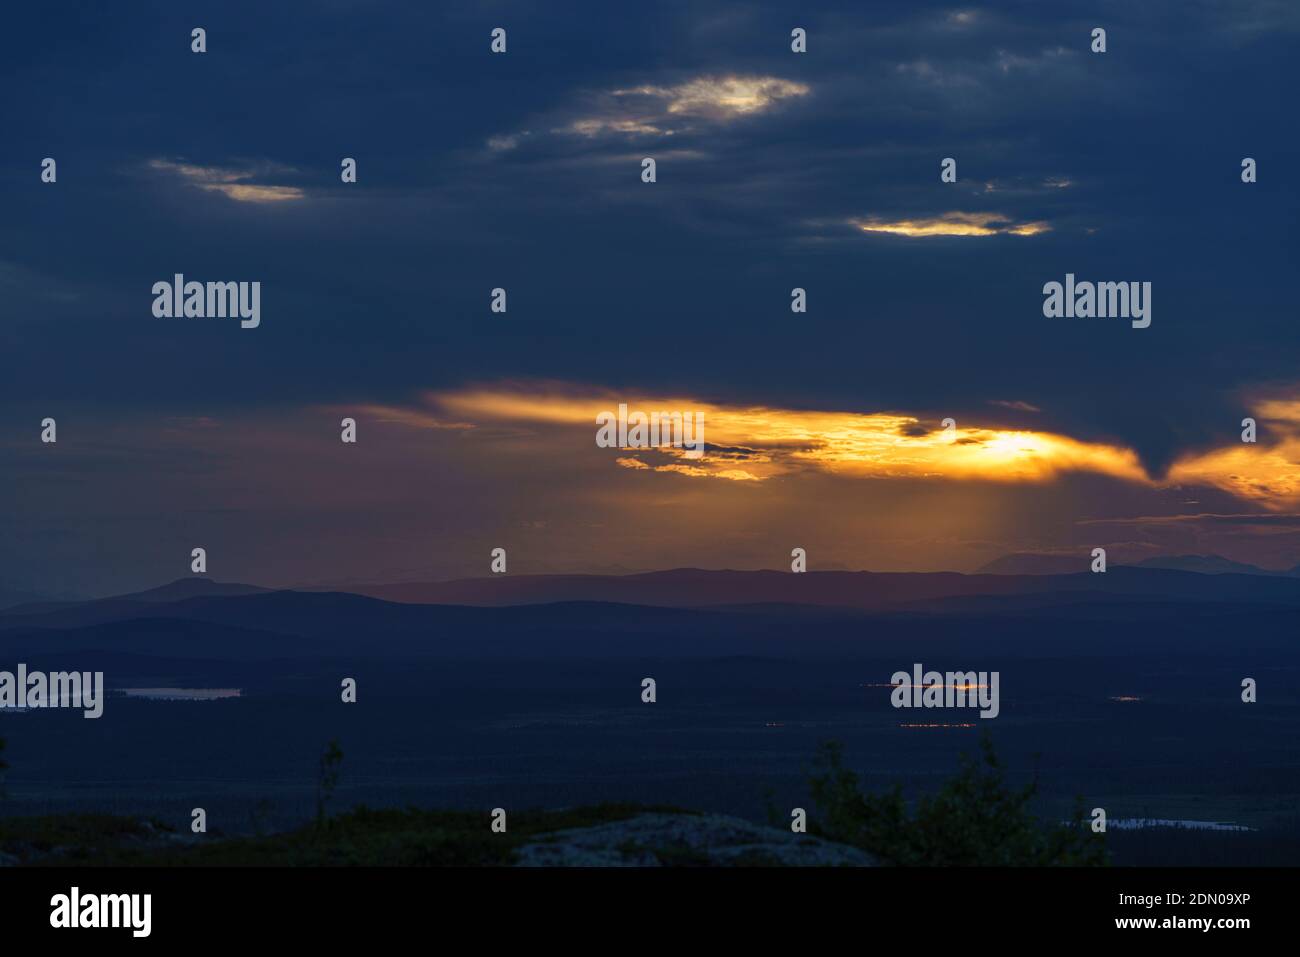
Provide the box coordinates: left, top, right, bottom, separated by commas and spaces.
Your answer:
363, 386, 1144, 487
148, 158, 304, 203
1165, 397, 1300, 509
614, 75, 810, 119
551, 74, 810, 140
1167, 445, 1300, 505
354, 385, 1300, 510
854, 212, 1050, 237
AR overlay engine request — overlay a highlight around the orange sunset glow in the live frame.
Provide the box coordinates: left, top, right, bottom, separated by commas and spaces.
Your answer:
854, 212, 1052, 238
353, 384, 1300, 510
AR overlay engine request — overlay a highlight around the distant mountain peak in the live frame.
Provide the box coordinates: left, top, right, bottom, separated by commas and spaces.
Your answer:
1128, 554, 1285, 576
117, 578, 272, 602
977, 552, 1295, 578
974, 553, 1088, 576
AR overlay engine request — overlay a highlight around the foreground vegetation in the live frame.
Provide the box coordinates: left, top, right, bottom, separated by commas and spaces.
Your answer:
12, 734, 1277, 866
0, 803, 680, 866
805, 734, 1108, 866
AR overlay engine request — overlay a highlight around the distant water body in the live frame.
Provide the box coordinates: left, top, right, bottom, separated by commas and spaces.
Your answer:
118, 688, 242, 701
1107, 819, 1254, 832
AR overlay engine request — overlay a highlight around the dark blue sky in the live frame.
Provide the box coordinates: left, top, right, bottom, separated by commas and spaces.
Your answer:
3, 1, 1299, 595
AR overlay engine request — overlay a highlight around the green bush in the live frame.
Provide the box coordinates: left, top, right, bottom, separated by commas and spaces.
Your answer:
316, 739, 344, 827
808, 733, 1107, 866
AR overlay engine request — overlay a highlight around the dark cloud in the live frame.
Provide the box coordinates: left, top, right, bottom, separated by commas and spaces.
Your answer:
2, 0, 1297, 589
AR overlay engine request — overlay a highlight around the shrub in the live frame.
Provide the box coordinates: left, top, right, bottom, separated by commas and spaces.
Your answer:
808, 733, 1106, 866
316, 739, 344, 827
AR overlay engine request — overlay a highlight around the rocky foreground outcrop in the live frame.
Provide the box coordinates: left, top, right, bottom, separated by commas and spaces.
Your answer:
515, 812, 876, 867
1, 806, 878, 866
